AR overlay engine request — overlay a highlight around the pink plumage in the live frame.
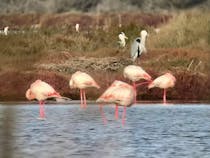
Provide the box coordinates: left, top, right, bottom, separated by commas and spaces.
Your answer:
97, 80, 135, 125
123, 65, 152, 103
26, 79, 61, 119
69, 71, 100, 108
123, 65, 151, 82
148, 73, 176, 103
148, 73, 176, 89
97, 80, 134, 106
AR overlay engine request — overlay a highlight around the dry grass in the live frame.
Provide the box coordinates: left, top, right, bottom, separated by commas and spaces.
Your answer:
149, 10, 210, 50
0, 12, 210, 101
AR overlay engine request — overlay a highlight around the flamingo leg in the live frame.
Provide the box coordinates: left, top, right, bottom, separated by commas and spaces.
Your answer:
122, 106, 126, 126
133, 82, 137, 103
99, 104, 107, 125
115, 104, 119, 120
163, 89, 166, 104
83, 90, 87, 108
80, 89, 84, 108
39, 101, 45, 118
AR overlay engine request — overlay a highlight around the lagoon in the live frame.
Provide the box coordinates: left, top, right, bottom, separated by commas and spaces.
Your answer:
1, 103, 210, 158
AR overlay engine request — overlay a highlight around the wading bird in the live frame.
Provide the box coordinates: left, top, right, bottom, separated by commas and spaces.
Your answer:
123, 65, 152, 102
118, 32, 128, 47
97, 80, 135, 125
26, 80, 62, 119
131, 30, 148, 63
69, 71, 100, 108
148, 73, 176, 104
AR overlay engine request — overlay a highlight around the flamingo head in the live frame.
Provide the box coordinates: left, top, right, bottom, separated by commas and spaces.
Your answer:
148, 81, 155, 89
166, 73, 176, 82
143, 73, 152, 81
25, 89, 35, 100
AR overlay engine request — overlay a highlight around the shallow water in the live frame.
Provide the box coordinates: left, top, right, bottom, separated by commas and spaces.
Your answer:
1, 103, 210, 158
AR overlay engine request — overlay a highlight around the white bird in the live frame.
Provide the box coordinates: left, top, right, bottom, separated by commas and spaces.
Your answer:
118, 32, 128, 47
75, 23, 80, 33
4, 26, 9, 36
154, 28, 160, 34
130, 30, 148, 62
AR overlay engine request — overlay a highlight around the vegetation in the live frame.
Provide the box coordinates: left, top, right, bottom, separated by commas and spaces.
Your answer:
0, 11, 209, 101
0, 0, 210, 13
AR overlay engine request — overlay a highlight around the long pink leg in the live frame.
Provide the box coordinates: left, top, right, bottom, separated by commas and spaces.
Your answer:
115, 104, 119, 120
80, 89, 84, 108
122, 106, 126, 126
39, 101, 45, 118
83, 90, 87, 108
163, 89, 166, 104
99, 104, 107, 125
133, 82, 137, 103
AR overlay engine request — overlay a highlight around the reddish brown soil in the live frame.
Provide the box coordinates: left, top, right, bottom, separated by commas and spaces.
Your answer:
0, 12, 171, 29
0, 68, 209, 102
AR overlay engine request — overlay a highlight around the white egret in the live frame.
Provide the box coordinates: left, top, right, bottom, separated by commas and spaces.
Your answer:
75, 23, 79, 33
4, 26, 9, 36
118, 32, 128, 48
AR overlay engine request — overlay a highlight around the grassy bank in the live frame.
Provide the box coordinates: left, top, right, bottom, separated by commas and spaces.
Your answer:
0, 11, 209, 101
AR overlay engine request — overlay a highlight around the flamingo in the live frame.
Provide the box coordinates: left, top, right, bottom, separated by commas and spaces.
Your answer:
148, 73, 176, 104
123, 65, 152, 102
118, 32, 128, 47
69, 71, 100, 108
25, 80, 62, 119
97, 80, 135, 125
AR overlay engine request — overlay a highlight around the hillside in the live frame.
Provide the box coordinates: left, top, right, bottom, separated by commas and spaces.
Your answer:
0, 0, 210, 14
0, 11, 209, 101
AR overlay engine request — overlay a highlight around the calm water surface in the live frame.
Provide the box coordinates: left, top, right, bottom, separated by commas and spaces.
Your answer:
0, 103, 210, 158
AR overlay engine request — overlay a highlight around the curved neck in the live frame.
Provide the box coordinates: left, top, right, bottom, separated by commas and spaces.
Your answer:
141, 35, 146, 46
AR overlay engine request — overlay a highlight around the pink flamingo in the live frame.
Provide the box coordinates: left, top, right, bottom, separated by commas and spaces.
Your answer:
26, 79, 61, 119
97, 80, 135, 125
123, 65, 152, 102
97, 80, 128, 120
148, 73, 176, 104
69, 71, 100, 108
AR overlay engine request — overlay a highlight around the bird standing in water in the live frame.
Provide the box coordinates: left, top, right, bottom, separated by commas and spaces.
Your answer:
148, 73, 176, 104
26, 80, 61, 119
97, 80, 135, 125
69, 71, 100, 108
